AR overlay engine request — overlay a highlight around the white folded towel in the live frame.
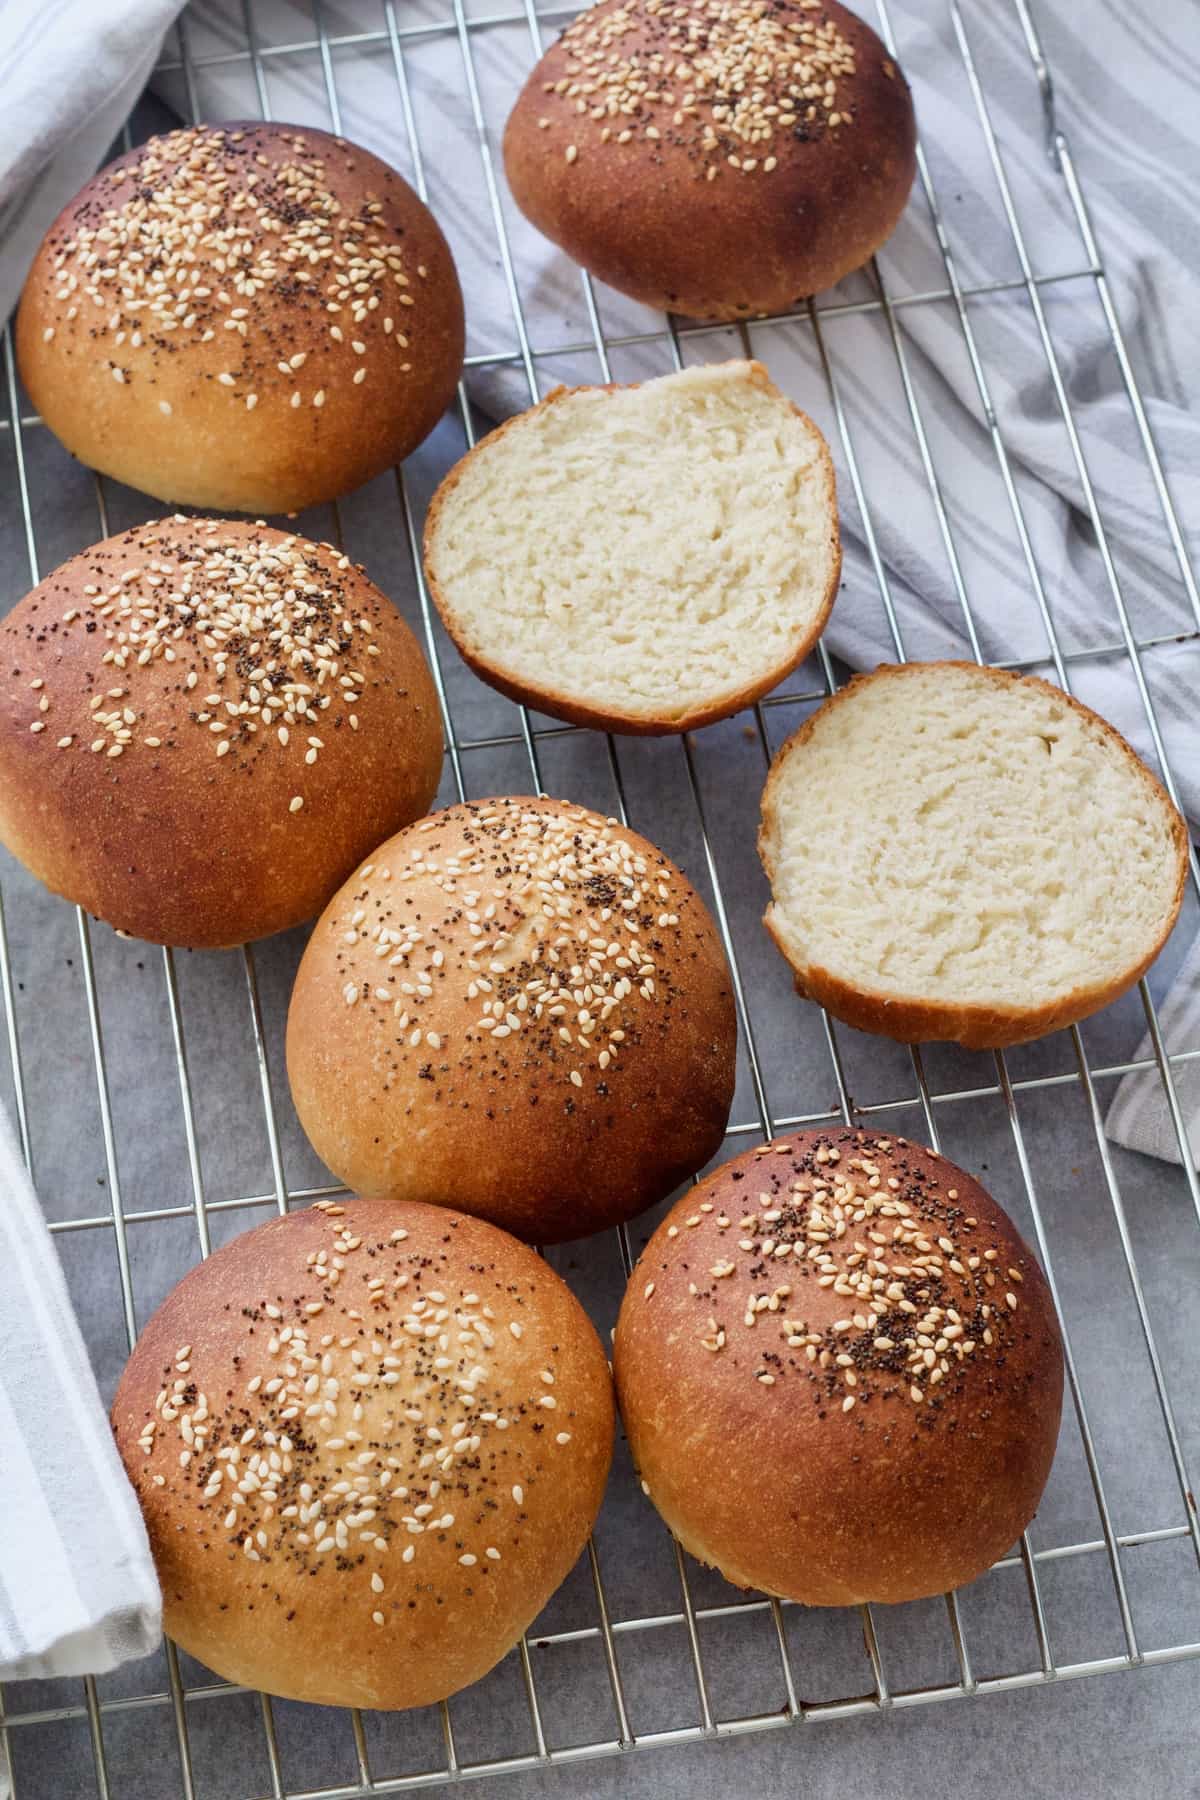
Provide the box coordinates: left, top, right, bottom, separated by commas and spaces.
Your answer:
0, 0, 183, 325
0, 1106, 161, 1679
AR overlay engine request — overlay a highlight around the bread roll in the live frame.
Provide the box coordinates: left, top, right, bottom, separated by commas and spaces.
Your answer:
0, 518, 443, 948
759, 662, 1188, 1048
614, 1130, 1064, 1606
16, 122, 464, 513
423, 361, 840, 733
286, 796, 737, 1242
111, 1198, 614, 1709
503, 0, 916, 320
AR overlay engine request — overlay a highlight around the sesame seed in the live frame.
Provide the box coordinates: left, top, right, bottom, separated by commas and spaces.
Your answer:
644, 1133, 1033, 1418
552, 0, 857, 180
289, 795, 304, 813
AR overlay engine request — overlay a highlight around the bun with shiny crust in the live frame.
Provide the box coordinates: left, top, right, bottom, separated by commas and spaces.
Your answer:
16, 121, 464, 512
615, 1130, 1064, 1606
286, 795, 737, 1243
503, 0, 916, 320
0, 517, 443, 948
111, 1197, 615, 1709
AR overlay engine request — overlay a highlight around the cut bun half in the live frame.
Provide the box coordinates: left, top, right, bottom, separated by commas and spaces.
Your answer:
759, 661, 1189, 1048
424, 361, 840, 734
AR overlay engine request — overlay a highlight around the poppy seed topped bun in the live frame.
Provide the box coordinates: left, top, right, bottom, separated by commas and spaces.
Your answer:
503, 0, 917, 319
286, 796, 737, 1242
16, 122, 464, 512
614, 1130, 1064, 1606
111, 1198, 615, 1709
0, 518, 443, 947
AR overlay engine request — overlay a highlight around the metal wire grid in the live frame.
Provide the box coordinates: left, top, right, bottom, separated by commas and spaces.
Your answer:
0, 0, 1198, 1793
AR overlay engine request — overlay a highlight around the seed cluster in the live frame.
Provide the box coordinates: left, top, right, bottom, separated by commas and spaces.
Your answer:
641, 1133, 1032, 1417
329, 799, 692, 1099
44, 124, 423, 407
544, 0, 867, 180
14, 520, 385, 818
137, 1204, 576, 1632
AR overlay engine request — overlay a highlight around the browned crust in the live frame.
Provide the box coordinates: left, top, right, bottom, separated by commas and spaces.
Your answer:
111, 1198, 614, 1708
614, 1130, 1065, 1606
502, 0, 917, 320
758, 662, 1190, 1050
0, 519, 445, 948
16, 122, 464, 514
422, 364, 841, 734
285, 795, 737, 1243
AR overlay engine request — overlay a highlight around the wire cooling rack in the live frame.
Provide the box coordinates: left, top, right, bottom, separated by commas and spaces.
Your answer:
2, 1, 1200, 1795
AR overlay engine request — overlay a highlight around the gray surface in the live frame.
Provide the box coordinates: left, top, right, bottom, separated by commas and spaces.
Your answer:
3, 2, 1200, 1797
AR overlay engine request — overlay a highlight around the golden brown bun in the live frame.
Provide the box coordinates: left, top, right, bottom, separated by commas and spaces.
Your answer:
16, 122, 464, 512
758, 663, 1189, 1050
0, 518, 443, 948
503, 0, 916, 320
111, 1197, 614, 1710
286, 796, 737, 1242
614, 1130, 1064, 1605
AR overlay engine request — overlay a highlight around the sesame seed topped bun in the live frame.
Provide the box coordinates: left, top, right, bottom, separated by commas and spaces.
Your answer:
16, 122, 464, 513
615, 1130, 1064, 1606
503, 0, 917, 320
286, 796, 738, 1243
0, 517, 444, 948
111, 1197, 615, 1709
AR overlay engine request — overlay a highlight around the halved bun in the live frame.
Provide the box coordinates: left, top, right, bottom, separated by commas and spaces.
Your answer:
424, 362, 839, 733
759, 662, 1188, 1048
